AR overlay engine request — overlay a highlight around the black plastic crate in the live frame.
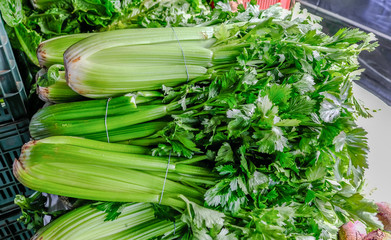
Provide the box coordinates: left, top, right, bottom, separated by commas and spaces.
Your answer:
0, 119, 30, 153
0, 119, 34, 207
0, 17, 28, 124
0, 184, 34, 210
0, 89, 29, 124
0, 206, 34, 240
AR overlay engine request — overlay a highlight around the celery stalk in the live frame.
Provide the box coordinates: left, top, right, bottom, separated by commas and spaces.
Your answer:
31, 104, 176, 138
36, 65, 85, 103
38, 33, 95, 67
33, 203, 185, 240
83, 121, 168, 142
64, 27, 215, 98
14, 137, 213, 207
37, 26, 243, 98
29, 95, 173, 141
67, 64, 208, 98
123, 137, 167, 146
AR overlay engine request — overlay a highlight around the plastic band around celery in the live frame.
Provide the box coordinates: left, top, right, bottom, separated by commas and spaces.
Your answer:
105, 97, 112, 143
159, 151, 172, 205
171, 27, 189, 82
159, 151, 176, 234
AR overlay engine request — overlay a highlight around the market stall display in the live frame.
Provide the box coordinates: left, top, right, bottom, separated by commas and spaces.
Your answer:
0, 0, 390, 239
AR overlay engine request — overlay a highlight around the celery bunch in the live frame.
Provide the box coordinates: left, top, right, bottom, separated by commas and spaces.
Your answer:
13, 3, 384, 239
37, 25, 242, 98
32, 202, 185, 240
29, 93, 172, 142
14, 136, 215, 208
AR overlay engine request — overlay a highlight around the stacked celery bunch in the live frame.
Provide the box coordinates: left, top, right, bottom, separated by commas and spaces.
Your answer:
14, 3, 385, 239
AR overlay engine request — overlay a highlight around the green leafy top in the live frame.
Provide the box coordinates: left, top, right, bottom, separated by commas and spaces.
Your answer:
152, 3, 379, 239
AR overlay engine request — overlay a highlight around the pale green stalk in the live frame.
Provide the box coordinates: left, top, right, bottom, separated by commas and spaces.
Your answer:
123, 137, 166, 146
83, 121, 168, 142
64, 27, 214, 61
37, 33, 95, 67
14, 137, 213, 208
29, 95, 171, 141
39, 136, 150, 154
32, 203, 185, 240
36, 65, 84, 103
31, 103, 178, 138
67, 63, 208, 98
38, 26, 243, 98
64, 27, 215, 98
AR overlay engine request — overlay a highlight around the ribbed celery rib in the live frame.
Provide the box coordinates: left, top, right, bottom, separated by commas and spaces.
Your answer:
32, 203, 185, 240
14, 137, 215, 208
38, 33, 95, 67
64, 27, 215, 61
36, 64, 84, 103
67, 63, 207, 98
29, 94, 175, 142
35, 26, 245, 98
59, 26, 239, 98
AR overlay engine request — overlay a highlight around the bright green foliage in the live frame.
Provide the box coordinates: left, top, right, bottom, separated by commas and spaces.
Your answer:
151, 3, 379, 239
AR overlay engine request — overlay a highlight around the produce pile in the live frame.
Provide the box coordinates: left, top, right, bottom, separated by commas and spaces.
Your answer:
0, 0, 210, 66
2, 0, 390, 239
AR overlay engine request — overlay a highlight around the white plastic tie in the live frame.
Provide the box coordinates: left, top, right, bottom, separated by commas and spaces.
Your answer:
105, 97, 112, 143
171, 27, 190, 82
159, 151, 172, 204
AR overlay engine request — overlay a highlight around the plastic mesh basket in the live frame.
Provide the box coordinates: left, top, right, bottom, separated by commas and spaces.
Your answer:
0, 119, 34, 208
0, 17, 28, 124
0, 206, 34, 240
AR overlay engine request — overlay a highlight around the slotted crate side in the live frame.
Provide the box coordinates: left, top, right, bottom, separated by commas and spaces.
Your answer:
0, 207, 34, 240
0, 119, 34, 208
0, 120, 30, 153
0, 119, 30, 168
0, 90, 29, 124
0, 149, 19, 170
1, 167, 19, 187
0, 16, 29, 124
0, 184, 35, 209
